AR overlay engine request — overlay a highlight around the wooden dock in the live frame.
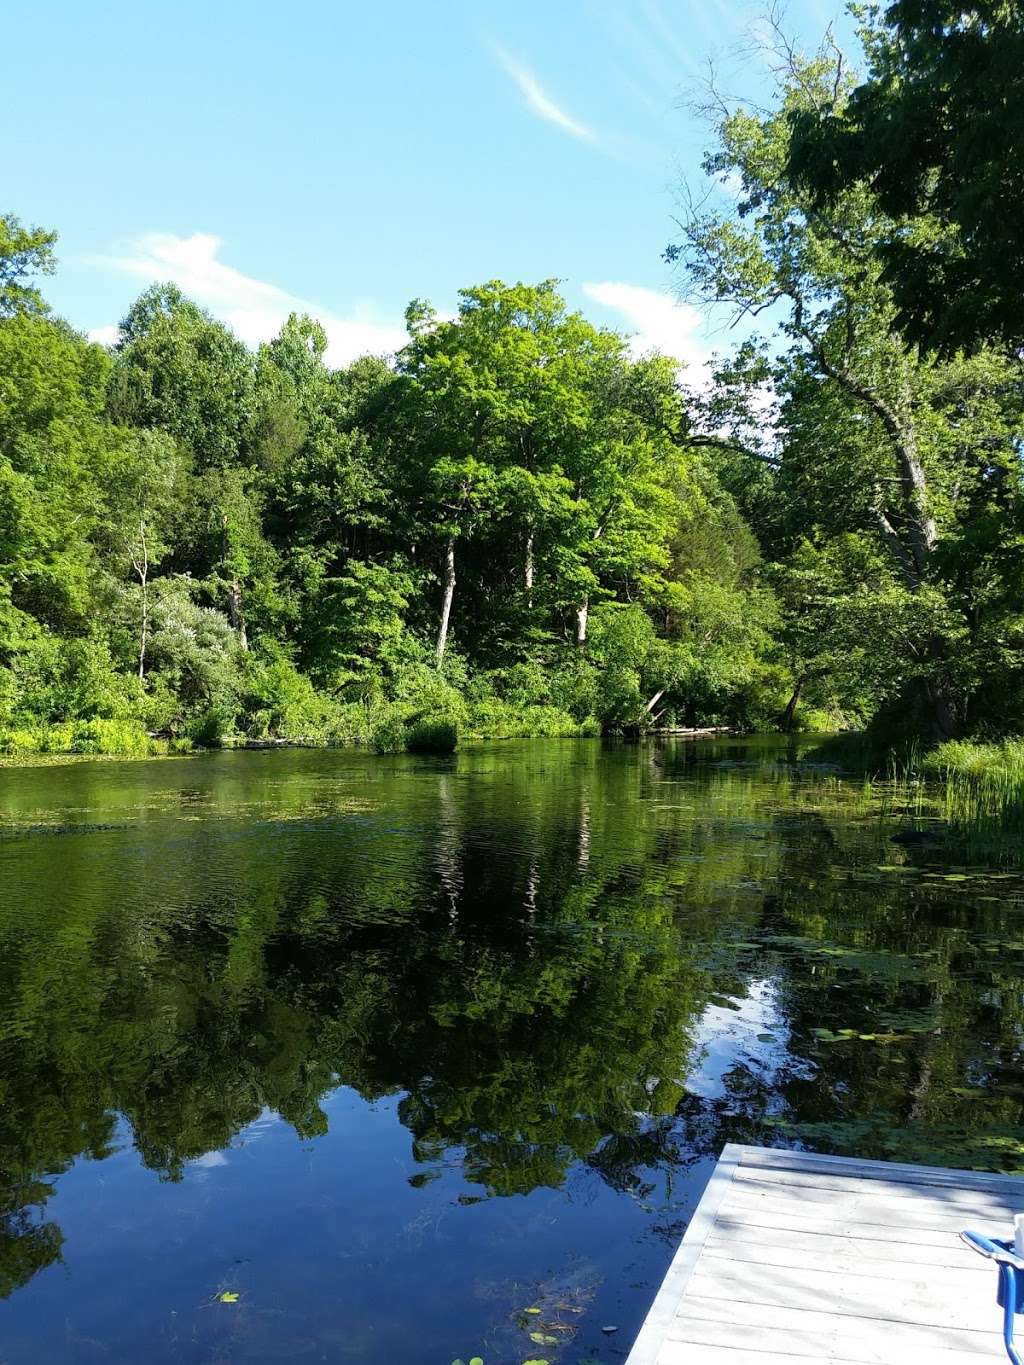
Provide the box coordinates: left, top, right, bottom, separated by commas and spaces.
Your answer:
625, 1143, 1024, 1365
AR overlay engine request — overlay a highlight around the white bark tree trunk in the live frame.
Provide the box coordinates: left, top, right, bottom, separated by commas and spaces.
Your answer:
436, 537, 456, 664
130, 521, 149, 681
574, 600, 588, 647
228, 580, 248, 651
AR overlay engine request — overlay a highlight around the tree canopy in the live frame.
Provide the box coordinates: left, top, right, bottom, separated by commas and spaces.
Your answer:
3, 5, 1024, 754
786, 1, 1024, 354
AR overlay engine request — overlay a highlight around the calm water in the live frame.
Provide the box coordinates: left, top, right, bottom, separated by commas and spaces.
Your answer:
1, 737, 1023, 1363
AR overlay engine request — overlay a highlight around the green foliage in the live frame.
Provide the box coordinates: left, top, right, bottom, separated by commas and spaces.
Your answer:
787, 2, 1024, 354
6, 128, 1023, 759
369, 709, 408, 755
109, 284, 255, 466
405, 716, 458, 754
923, 738, 1024, 845
0, 718, 156, 758
670, 35, 1024, 741
0, 213, 56, 319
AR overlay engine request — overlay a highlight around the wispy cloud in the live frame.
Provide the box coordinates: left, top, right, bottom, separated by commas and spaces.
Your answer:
582, 280, 712, 386
493, 45, 601, 147
89, 232, 407, 367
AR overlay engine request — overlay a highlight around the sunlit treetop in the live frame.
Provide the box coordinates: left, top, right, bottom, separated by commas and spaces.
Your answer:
787, 0, 1024, 354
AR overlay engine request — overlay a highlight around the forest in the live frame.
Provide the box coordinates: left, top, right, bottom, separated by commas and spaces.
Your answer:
3, 2, 1023, 761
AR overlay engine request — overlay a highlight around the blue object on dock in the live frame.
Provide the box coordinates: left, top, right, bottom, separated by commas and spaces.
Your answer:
961, 1229, 1024, 1365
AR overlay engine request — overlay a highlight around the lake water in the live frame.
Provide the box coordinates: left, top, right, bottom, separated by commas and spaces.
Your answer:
1, 737, 1022, 1363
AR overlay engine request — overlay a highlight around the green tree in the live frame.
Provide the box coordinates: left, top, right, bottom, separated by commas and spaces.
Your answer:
109, 284, 256, 466
670, 41, 1024, 737
0, 214, 57, 319
787, 1, 1024, 353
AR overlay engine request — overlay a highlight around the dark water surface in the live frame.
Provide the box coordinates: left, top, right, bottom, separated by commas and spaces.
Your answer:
1, 737, 1023, 1363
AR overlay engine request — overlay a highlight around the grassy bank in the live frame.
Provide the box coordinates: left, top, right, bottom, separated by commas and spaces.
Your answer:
922, 739, 1024, 845
0, 699, 598, 764
800, 732, 1024, 857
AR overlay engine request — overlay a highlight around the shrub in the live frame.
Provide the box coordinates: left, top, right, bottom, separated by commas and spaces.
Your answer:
370, 709, 408, 755
0, 727, 41, 756
466, 698, 594, 738
69, 719, 153, 756
188, 705, 232, 748
406, 717, 458, 753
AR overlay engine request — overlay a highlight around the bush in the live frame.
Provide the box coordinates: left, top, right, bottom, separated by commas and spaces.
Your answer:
0, 718, 157, 758
0, 726, 42, 756
188, 705, 232, 748
466, 698, 594, 738
239, 653, 347, 741
406, 717, 458, 753
370, 709, 408, 755
69, 719, 153, 756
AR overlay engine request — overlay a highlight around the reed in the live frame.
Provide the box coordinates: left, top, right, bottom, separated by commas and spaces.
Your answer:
923, 738, 1024, 844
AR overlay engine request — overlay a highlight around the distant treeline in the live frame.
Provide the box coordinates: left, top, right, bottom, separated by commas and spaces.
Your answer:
2, 6, 1023, 756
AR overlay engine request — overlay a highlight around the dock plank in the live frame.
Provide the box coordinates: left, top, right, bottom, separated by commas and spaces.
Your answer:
625, 1145, 1024, 1365
665, 1314, 1000, 1363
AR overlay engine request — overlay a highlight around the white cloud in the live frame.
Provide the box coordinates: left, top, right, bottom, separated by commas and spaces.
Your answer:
493, 46, 600, 147
92, 232, 407, 368
582, 281, 712, 385
87, 324, 121, 348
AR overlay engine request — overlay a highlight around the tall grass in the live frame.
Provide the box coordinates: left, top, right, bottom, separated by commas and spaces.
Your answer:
923, 738, 1024, 844
800, 731, 1024, 857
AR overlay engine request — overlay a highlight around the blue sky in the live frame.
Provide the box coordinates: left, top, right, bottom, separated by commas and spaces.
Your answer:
7, 0, 852, 373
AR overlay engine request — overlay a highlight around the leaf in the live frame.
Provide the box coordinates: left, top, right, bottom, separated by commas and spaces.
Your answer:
522, 1359, 550, 1365
469, 1357, 484, 1364
523, 1307, 542, 1314
217, 1291, 239, 1303
529, 1334, 558, 1345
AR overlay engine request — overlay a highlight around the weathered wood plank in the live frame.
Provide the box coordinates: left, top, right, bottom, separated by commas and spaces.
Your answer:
659, 1343, 877, 1365
703, 1227, 989, 1277
736, 1146, 1024, 1197
720, 1182, 1016, 1232
672, 1292, 998, 1352
623, 1145, 1024, 1365
732, 1163, 1024, 1207
666, 1313, 1002, 1363
713, 1206, 999, 1250
681, 1259, 995, 1331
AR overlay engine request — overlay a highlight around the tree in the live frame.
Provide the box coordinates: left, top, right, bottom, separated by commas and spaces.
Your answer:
787, 1, 1024, 354
101, 430, 187, 678
669, 40, 1024, 737
390, 282, 697, 669
0, 214, 57, 319
109, 284, 256, 466
0, 313, 111, 643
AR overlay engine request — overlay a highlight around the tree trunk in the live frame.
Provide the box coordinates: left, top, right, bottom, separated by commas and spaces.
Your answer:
574, 600, 588, 647
228, 580, 248, 651
131, 521, 149, 681
436, 537, 456, 664
926, 673, 963, 741
643, 687, 666, 717
138, 570, 148, 681
525, 532, 534, 608
780, 676, 804, 732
